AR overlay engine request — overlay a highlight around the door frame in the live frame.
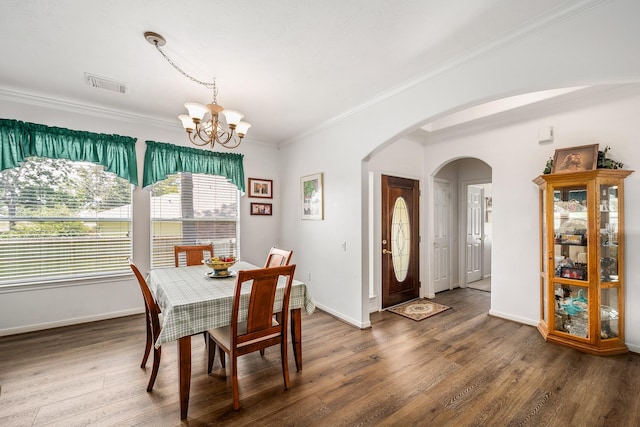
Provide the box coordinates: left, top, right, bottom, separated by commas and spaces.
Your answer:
371, 171, 423, 312
459, 179, 491, 287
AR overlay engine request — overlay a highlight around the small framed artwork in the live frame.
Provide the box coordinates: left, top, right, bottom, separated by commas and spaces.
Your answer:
560, 266, 586, 280
250, 202, 272, 216
248, 178, 273, 198
301, 173, 323, 220
552, 144, 599, 174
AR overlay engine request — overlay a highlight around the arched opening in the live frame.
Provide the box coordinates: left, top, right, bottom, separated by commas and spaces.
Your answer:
432, 158, 492, 294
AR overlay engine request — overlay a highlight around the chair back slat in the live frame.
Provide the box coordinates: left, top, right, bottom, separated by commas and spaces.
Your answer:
264, 247, 293, 268
174, 244, 214, 267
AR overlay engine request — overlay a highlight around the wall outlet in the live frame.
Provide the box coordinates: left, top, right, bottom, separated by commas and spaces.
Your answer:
307, 272, 311, 281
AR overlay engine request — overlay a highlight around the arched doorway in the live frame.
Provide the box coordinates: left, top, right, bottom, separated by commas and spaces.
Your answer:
432, 158, 492, 293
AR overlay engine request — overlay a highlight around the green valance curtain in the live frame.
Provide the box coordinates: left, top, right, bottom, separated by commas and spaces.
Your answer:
143, 140, 245, 192
0, 118, 138, 185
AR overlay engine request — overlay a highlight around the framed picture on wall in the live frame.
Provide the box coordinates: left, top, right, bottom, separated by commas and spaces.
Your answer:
251, 202, 272, 216
248, 178, 273, 198
301, 173, 323, 220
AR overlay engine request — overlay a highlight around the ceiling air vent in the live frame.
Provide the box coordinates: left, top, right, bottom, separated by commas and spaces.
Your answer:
84, 73, 127, 94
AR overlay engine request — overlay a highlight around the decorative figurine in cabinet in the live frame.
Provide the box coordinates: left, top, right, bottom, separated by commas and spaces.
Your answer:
534, 169, 633, 355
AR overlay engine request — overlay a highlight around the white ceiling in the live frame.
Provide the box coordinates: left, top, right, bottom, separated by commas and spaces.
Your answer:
0, 0, 587, 145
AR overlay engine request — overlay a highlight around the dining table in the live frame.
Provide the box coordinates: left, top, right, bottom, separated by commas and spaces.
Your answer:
147, 260, 315, 419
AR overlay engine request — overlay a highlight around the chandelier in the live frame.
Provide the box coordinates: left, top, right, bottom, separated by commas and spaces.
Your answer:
144, 31, 251, 149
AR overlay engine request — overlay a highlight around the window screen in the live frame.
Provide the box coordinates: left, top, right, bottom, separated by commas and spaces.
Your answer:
0, 157, 133, 284
150, 173, 239, 268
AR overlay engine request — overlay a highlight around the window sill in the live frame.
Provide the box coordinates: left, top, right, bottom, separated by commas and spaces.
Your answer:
0, 271, 132, 294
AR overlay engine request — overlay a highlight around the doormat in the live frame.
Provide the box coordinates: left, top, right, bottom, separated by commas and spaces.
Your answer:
387, 298, 451, 321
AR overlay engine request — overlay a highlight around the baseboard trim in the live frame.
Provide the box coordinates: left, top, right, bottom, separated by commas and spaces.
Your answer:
313, 302, 371, 329
488, 309, 538, 327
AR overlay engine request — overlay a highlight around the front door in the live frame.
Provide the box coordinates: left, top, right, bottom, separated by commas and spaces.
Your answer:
466, 185, 483, 284
381, 175, 420, 308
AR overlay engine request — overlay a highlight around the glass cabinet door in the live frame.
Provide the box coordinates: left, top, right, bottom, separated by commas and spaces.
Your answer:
601, 287, 620, 339
599, 184, 619, 283
554, 283, 589, 338
553, 186, 588, 281
552, 185, 589, 338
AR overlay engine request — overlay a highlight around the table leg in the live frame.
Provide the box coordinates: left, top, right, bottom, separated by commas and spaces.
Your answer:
291, 308, 302, 371
178, 336, 191, 420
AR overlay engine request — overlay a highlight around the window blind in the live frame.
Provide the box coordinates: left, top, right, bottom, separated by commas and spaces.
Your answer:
150, 172, 239, 268
0, 157, 132, 285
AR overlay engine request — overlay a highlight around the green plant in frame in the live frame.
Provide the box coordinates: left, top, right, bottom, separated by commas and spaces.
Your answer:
597, 146, 624, 169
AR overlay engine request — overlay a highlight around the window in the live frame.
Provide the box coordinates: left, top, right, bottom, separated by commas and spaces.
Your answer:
0, 157, 133, 285
150, 173, 239, 268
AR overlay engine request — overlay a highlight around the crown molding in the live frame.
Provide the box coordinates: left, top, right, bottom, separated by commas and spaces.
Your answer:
0, 87, 181, 130
0, 87, 278, 148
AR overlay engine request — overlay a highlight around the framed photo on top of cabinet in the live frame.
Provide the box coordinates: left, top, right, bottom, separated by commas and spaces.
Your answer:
552, 144, 598, 174
248, 178, 273, 198
301, 173, 323, 220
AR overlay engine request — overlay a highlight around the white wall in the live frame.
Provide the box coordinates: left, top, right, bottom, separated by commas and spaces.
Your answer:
0, 96, 282, 335
279, 0, 640, 345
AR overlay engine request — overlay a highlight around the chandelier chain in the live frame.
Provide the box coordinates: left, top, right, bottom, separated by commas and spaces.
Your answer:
151, 41, 215, 90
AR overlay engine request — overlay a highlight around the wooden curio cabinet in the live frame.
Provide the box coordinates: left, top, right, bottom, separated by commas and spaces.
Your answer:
534, 169, 633, 355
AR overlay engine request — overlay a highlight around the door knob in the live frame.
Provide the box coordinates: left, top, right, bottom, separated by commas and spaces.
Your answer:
383, 249, 393, 255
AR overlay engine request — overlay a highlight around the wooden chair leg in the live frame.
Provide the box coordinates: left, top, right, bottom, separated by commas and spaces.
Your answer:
219, 349, 226, 369
281, 339, 290, 390
207, 335, 216, 374
141, 311, 152, 368
231, 355, 240, 410
147, 347, 161, 392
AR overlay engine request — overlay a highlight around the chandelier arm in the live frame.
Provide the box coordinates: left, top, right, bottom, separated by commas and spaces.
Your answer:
190, 126, 215, 146
215, 129, 234, 145
219, 137, 243, 149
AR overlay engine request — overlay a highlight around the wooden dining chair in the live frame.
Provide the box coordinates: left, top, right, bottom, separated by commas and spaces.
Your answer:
174, 244, 214, 267
261, 247, 293, 355
264, 247, 293, 268
128, 258, 162, 392
206, 264, 296, 410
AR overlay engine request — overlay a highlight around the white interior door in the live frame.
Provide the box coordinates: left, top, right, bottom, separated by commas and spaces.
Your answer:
433, 180, 451, 293
466, 185, 483, 284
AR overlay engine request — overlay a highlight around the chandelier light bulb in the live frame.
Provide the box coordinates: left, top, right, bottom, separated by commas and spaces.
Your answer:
178, 115, 195, 131
235, 121, 252, 137
221, 110, 244, 128
184, 102, 208, 122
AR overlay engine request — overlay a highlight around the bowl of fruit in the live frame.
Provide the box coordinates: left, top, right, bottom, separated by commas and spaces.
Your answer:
204, 256, 237, 278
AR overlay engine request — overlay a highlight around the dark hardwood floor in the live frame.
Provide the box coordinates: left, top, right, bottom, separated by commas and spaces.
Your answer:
1, 288, 639, 426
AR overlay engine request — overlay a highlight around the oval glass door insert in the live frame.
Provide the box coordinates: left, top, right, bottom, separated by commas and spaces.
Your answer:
391, 196, 410, 282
